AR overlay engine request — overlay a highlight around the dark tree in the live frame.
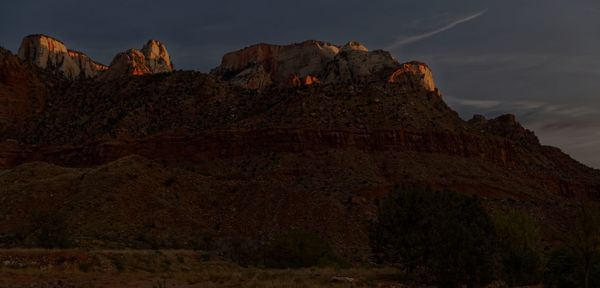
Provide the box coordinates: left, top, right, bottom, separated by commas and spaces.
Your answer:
493, 209, 543, 286
370, 187, 497, 288
264, 230, 342, 268
572, 204, 600, 288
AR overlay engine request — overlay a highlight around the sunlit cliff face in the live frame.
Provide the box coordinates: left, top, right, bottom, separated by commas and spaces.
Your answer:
68, 50, 109, 72
212, 40, 438, 92
142, 39, 173, 73
16, 35, 172, 81
98, 40, 174, 80
388, 62, 437, 93
17, 34, 107, 79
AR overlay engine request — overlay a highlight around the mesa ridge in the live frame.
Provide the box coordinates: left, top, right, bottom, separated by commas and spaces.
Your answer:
0, 35, 598, 261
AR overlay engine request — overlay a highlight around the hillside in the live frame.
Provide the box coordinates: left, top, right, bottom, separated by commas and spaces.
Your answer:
0, 37, 599, 262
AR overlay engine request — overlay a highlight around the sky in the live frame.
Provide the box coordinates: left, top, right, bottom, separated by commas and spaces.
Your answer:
1, 0, 600, 168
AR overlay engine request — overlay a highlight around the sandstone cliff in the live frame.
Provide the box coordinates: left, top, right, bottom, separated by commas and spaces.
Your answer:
99, 40, 174, 80
17, 34, 107, 79
212, 40, 437, 91
388, 61, 437, 93
141, 39, 173, 73
1, 37, 599, 260
0, 47, 57, 134
211, 40, 339, 89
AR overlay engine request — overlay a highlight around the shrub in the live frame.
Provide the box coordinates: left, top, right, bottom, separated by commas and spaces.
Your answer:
545, 246, 581, 288
370, 187, 497, 287
264, 230, 342, 268
493, 209, 543, 286
545, 246, 600, 288
571, 204, 600, 288
163, 175, 177, 187
545, 204, 600, 288
227, 238, 265, 267
32, 214, 72, 249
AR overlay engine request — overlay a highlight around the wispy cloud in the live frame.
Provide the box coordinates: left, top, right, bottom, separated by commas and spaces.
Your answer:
386, 10, 488, 50
448, 96, 599, 120
455, 99, 500, 109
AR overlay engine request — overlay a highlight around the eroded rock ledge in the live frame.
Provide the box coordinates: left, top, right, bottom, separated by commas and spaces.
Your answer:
211, 40, 438, 92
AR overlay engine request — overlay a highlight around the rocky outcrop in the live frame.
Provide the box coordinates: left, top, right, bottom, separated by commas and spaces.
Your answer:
0, 47, 51, 133
388, 62, 437, 92
211, 40, 339, 89
212, 40, 438, 91
17, 35, 173, 81
341, 41, 369, 52
289, 74, 320, 87
141, 40, 173, 73
322, 47, 398, 83
17, 34, 107, 79
68, 49, 108, 77
99, 40, 174, 80
468, 114, 541, 148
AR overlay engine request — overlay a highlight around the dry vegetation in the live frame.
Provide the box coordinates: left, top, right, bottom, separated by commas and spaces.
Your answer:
0, 249, 406, 288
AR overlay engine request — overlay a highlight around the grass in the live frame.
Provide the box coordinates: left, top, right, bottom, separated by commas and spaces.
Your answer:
0, 249, 405, 287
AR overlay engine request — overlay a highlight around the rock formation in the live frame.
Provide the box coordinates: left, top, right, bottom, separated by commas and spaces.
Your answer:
1, 35, 599, 261
212, 40, 438, 91
0, 47, 52, 133
17, 34, 107, 79
68, 49, 109, 77
388, 62, 437, 92
211, 40, 340, 89
99, 40, 173, 80
17, 35, 173, 81
322, 46, 398, 83
468, 114, 540, 147
141, 39, 173, 73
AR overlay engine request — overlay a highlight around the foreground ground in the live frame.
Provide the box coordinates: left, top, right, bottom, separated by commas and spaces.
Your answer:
0, 249, 412, 288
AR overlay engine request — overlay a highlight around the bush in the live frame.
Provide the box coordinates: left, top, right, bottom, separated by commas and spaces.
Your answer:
545, 246, 600, 288
370, 187, 497, 287
545, 204, 600, 288
264, 230, 342, 268
32, 214, 72, 249
227, 238, 265, 267
493, 209, 543, 286
545, 246, 581, 288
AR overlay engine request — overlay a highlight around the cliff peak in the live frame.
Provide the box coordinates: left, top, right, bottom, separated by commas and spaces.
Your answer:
468, 114, 539, 147
17, 34, 107, 79
99, 40, 174, 80
341, 41, 369, 52
141, 39, 173, 72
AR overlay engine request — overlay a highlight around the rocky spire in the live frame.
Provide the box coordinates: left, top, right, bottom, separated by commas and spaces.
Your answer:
141, 40, 173, 73
99, 39, 174, 80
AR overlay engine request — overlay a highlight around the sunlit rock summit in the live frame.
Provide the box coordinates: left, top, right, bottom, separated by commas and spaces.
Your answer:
0, 33, 599, 262
211, 40, 438, 92
17, 34, 107, 79
99, 40, 174, 80
16, 35, 173, 81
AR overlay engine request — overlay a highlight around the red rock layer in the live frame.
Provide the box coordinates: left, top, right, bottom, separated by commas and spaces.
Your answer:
0, 48, 49, 133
